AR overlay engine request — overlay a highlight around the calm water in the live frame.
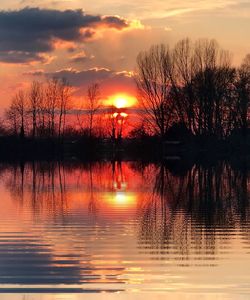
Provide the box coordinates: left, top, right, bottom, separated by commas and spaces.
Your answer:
0, 161, 249, 299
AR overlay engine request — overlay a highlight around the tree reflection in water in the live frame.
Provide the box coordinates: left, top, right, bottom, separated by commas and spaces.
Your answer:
1, 160, 250, 261
136, 161, 250, 259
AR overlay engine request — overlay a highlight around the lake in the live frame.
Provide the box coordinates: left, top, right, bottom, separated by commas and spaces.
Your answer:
0, 160, 249, 300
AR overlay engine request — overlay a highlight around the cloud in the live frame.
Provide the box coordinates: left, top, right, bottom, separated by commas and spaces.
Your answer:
69, 51, 94, 63
46, 67, 115, 85
0, 7, 130, 63
101, 15, 129, 29
23, 69, 45, 76
47, 67, 133, 86
0, 51, 48, 64
25, 67, 136, 99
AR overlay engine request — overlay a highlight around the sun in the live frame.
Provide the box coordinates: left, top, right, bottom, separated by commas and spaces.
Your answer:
105, 93, 137, 108
114, 97, 128, 109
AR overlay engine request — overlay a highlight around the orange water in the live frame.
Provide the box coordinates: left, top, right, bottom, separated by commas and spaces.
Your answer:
0, 161, 249, 299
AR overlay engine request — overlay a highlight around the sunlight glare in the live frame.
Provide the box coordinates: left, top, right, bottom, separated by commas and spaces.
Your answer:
114, 97, 127, 108
103, 192, 137, 208
106, 93, 137, 108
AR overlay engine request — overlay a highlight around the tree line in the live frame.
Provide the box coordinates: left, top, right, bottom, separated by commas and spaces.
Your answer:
2, 38, 250, 144
2, 78, 129, 141
4, 78, 71, 139
136, 38, 250, 140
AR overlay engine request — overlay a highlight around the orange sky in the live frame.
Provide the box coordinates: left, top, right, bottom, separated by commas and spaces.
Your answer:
0, 1, 249, 113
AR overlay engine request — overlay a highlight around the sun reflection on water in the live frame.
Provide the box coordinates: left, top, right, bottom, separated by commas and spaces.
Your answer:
103, 192, 137, 208
0, 161, 249, 297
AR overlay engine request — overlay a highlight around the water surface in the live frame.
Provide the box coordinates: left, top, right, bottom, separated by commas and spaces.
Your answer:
0, 161, 249, 299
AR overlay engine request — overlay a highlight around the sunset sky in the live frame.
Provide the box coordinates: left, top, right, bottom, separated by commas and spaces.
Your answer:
0, 0, 249, 113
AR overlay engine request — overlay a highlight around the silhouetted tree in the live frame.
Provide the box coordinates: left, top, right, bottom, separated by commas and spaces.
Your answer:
58, 78, 71, 139
29, 81, 42, 138
171, 38, 195, 129
45, 78, 59, 137
136, 44, 175, 138
136, 39, 239, 140
106, 106, 119, 142
5, 104, 18, 135
172, 39, 235, 138
11, 90, 27, 138
235, 54, 250, 137
86, 83, 101, 138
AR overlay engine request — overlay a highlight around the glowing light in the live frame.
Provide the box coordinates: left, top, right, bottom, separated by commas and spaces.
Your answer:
112, 112, 128, 119
103, 192, 137, 208
112, 112, 119, 118
105, 93, 137, 108
115, 193, 129, 205
114, 97, 127, 108
120, 112, 128, 118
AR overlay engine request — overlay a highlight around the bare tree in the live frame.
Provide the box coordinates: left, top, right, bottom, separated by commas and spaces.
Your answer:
191, 39, 234, 138
172, 38, 195, 130
11, 90, 27, 138
105, 106, 118, 141
29, 81, 42, 138
45, 78, 60, 137
5, 104, 18, 135
135, 44, 175, 138
36, 84, 46, 137
58, 79, 71, 139
86, 83, 101, 138
172, 38, 235, 138
235, 54, 250, 137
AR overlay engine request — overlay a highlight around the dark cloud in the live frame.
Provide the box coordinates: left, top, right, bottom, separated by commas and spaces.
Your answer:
0, 7, 129, 63
45, 67, 133, 87
43, 68, 118, 87
25, 67, 136, 97
54, 68, 136, 98
81, 29, 96, 40
101, 15, 129, 29
0, 51, 48, 64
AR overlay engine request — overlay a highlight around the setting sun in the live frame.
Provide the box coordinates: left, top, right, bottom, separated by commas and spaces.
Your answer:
105, 94, 137, 108
114, 97, 128, 108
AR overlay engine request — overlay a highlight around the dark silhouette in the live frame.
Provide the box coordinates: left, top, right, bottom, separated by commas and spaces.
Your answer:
1, 38, 250, 159
135, 161, 250, 258
135, 38, 250, 141
2, 160, 250, 261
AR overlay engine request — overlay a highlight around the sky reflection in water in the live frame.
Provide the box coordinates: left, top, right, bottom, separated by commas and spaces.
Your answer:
0, 161, 249, 299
